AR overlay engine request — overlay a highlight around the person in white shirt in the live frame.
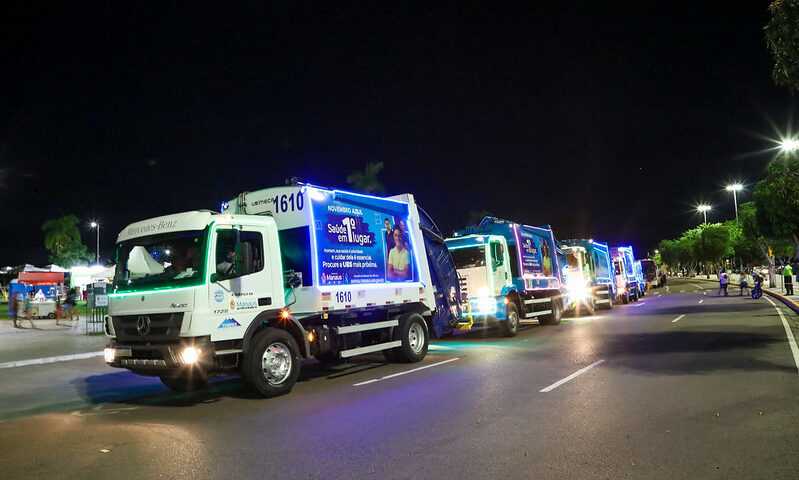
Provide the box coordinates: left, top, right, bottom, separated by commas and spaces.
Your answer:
387, 227, 411, 281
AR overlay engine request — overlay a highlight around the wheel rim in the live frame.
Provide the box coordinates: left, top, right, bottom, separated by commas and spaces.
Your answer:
408, 322, 425, 354
262, 342, 292, 385
508, 309, 519, 331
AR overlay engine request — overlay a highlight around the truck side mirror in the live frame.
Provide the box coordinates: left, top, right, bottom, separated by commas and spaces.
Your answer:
210, 273, 217, 283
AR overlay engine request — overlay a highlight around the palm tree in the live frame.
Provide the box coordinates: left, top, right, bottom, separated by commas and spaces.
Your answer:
346, 162, 386, 194
41, 215, 89, 267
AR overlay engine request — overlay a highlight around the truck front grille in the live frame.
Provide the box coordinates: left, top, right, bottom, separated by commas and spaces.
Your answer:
112, 313, 184, 343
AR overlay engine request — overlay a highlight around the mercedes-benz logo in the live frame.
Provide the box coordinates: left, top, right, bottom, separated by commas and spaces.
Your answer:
136, 315, 151, 336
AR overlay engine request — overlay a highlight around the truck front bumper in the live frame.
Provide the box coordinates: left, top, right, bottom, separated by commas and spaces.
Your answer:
104, 337, 213, 374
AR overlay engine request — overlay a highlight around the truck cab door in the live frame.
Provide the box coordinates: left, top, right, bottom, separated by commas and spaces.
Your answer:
208, 226, 277, 341
490, 241, 508, 295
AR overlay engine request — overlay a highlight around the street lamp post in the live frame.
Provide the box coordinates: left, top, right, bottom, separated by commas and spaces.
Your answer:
90, 221, 99, 265
725, 184, 743, 222
697, 204, 711, 224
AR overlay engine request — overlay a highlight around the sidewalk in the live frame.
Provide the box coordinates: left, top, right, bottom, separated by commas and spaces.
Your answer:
0, 319, 107, 365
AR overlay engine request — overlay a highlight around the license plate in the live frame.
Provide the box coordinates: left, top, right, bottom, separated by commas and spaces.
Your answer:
115, 347, 132, 358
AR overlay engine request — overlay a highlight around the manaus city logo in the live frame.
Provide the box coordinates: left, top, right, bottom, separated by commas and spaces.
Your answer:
214, 290, 225, 302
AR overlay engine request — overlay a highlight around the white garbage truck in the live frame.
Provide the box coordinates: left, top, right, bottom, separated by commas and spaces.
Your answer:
104, 183, 468, 397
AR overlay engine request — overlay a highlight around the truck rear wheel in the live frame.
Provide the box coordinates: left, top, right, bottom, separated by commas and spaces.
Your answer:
540, 297, 562, 325
160, 370, 208, 393
498, 302, 520, 337
604, 291, 614, 310
388, 313, 429, 363
621, 292, 629, 304
244, 328, 301, 398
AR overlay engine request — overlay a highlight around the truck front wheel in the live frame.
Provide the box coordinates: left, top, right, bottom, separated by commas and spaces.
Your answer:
388, 313, 429, 363
498, 302, 520, 337
244, 328, 301, 398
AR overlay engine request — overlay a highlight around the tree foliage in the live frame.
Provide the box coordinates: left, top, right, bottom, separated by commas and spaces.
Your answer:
346, 161, 386, 194
41, 215, 91, 267
765, 0, 799, 92
753, 153, 799, 256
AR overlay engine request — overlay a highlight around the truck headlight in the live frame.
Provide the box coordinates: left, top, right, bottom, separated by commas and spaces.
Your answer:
567, 280, 589, 300
104, 348, 116, 363
180, 346, 200, 364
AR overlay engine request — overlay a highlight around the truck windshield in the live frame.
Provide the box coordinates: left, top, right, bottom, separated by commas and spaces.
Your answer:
451, 246, 486, 269
566, 252, 581, 269
113, 229, 208, 292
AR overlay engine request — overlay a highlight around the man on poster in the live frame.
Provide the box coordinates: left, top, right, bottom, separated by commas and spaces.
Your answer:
387, 226, 412, 281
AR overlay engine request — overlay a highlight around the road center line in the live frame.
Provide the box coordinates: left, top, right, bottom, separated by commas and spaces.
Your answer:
765, 298, 799, 374
657, 294, 662, 298
680, 290, 685, 293
672, 314, 685, 323
540, 359, 605, 392
352, 357, 460, 386
690, 283, 703, 289
0, 351, 103, 370
698, 299, 704, 304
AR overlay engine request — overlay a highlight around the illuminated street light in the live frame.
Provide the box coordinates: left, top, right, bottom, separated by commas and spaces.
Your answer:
725, 184, 743, 222
90, 221, 100, 266
781, 138, 799, 153
697, 204, 711, 224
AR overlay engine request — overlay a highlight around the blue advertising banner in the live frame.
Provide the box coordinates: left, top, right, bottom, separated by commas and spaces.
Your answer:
516, 226, 555, 277
311, 191, 417, 285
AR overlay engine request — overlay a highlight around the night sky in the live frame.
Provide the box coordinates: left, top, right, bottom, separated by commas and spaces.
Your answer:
1, 2, 794, 266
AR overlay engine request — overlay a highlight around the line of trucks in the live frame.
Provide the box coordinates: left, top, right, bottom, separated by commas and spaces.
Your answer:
103, 183, 657, 397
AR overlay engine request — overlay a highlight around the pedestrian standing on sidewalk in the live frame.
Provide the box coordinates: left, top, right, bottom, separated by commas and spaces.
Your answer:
64, 287, 78, 324
717, 269, 729, 296
10, 290, 21, 328
784, 264, 794, 295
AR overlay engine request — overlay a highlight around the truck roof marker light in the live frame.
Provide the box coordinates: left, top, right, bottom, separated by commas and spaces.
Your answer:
307, 187, 328, 202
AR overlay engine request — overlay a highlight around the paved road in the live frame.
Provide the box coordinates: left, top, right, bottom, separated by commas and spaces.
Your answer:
0, 278, 798, 479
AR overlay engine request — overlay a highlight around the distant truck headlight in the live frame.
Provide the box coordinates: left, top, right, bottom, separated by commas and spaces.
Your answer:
104, 348, 116, 363
567, 280, 589, 300
180, 346, 200, 364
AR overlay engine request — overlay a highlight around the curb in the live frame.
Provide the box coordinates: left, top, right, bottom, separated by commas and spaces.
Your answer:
691, 277, 799, 315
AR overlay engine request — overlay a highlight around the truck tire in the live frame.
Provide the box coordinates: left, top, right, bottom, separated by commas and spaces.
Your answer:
160, 370, 208, 393
540, 297, 562, 325
498, 302, 520, 337
604, 291, 614, 310
388, 313, 429, 363
621, 292, 629, 304
244, 328, 301, 398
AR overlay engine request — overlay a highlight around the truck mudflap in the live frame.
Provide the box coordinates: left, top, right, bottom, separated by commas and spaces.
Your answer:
418, 206, 469, 337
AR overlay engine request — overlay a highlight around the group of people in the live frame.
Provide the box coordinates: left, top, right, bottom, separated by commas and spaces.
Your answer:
717, 269, 764, 297
384, 218, 412, 281
8, 287, 79, 329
